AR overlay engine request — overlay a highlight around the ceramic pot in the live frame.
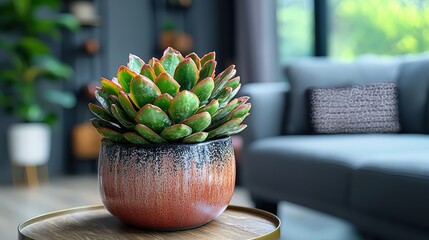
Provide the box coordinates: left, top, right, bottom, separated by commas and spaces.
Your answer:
8, 123, 51, 166
98, 137, 235, 230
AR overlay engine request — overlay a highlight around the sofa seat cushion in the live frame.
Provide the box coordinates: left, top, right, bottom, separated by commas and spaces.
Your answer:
243, 134, 429, 211
349, 148, 429, 229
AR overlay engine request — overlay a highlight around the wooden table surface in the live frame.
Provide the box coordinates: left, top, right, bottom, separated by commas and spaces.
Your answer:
19, 205, 280, 240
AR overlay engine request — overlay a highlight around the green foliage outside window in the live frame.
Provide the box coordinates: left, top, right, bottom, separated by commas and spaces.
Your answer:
277, 0, 429, 62
330, 0, 429, 59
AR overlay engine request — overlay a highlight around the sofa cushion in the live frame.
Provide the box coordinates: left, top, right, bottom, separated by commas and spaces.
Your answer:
243, 134, 429, 214
349, 143, 429, 229
307, 82, 400, 134
285, 59, 399, 134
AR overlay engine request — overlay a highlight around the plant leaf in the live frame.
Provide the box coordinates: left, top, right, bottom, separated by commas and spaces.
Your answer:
160, 53, 182, 76
185, 52, 201, 69
200, 51, 215, 66
44, 89, 76, 108
182, 112, 211, 132
153, 93, 173, 113
100, 77, 121, 96
174, 58, 199, 90
129, 75, 161, 108
140, 64, 156, 81
168, 90, 200, 123
88, 103, 117, 123
183, 132, 208, 143
135, 104, 172, 133
135, 124, 167, 143
123, 132, 150, 144
199, 59, 216, 80
207, 118, 246, 139
160, 124, 192, 141
96, 127, 127, 142
191, 77, 214, 103
118, 91, 137, 120
196, 99, 219, 116
155, 72, 180, 96
128, 54, 145, 73
111, 104, 134, 129
117, 65, 137, 93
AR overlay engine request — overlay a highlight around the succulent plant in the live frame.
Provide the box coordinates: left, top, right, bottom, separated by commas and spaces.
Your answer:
89, 47, 250, 144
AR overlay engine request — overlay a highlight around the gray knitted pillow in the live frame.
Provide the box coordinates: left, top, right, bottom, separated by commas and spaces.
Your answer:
307, 82, 401, 134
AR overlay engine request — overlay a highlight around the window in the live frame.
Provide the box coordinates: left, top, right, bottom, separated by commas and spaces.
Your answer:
329, 0, 429, 59
276, 0, 314, 64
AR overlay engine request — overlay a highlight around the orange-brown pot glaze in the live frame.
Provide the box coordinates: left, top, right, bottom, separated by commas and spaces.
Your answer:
98, 137, 235, 230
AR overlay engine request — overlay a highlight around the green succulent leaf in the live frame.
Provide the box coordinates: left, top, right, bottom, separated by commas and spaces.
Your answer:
117, 65, 137, 93
160, 53, 182, 77
100, 77, 121, 96
213, 65, 236, 97
185, 52, 201, 69
153, 93, 173, 113
174, 58, 199, 90
225, 76, 240, 90
135, 124, 167, 143
153, 60, 166, 76
148, 57, 157, 68
191, 77, 214, 103
97, 127, 127, 142
140, 64, 156, 81
199, 59, 216, 80
123, 132, 150, 144
212, 98, 240, 122
207, 118, 246, 140
163, 47, 182, 56
196, 99, 219, 116
89, 103, 117, 123
182, 112, 211, 133
183, 132, 208, 143
111, 104, 134, 129
128, 54, 145, 73
90, 118, 123, 132
135, 104, 172, 133
168, 90, 200, 123
160, 124, 193, 141
211, 103, 251, 129
220, 84, 242, 108
155, 72, 180, 96
200, 51, 215, 67
94, 90, 110, 111
129, 75, 161, 108
216, 86, 233, 102
118, 91, 137, 120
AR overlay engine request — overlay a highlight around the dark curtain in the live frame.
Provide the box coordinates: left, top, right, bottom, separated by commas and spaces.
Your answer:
235, 0, 280, 83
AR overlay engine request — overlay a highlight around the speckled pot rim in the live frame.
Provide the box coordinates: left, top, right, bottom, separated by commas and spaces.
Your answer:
101, 136, 231, 149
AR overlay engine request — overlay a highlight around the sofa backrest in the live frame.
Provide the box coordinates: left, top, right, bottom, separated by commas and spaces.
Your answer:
397, 59, 429, 133
284, 56, 429, 135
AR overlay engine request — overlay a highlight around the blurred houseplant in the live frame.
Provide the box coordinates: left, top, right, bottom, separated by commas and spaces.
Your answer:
0, 0, 78, 167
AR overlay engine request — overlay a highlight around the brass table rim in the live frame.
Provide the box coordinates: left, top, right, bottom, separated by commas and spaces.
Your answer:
18, 204, 281, 240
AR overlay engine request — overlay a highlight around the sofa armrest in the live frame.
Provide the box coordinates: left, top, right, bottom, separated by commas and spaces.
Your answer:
240, 82, 289, 146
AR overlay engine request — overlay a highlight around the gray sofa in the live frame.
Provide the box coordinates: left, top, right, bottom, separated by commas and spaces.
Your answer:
241, 57, 429, 240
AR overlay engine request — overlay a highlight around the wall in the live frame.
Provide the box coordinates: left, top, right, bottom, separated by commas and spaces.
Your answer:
0, 0, 230, 183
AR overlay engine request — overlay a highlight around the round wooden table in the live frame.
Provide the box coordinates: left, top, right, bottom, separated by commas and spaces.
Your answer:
19, 205, 280, 240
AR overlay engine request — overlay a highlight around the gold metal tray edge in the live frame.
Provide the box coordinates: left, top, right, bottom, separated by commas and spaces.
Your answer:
18, 205, 281, 240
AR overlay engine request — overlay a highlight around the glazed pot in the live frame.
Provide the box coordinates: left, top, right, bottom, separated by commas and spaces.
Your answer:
98, 137, 235, 230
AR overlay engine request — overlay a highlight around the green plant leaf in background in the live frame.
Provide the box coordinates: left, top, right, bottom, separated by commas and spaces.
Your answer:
44, 89, 76, 109
55, 14, 79, 31
0, 0, 79, 125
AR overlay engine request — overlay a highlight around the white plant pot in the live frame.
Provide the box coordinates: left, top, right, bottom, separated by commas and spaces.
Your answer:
8, 123, 51, 166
